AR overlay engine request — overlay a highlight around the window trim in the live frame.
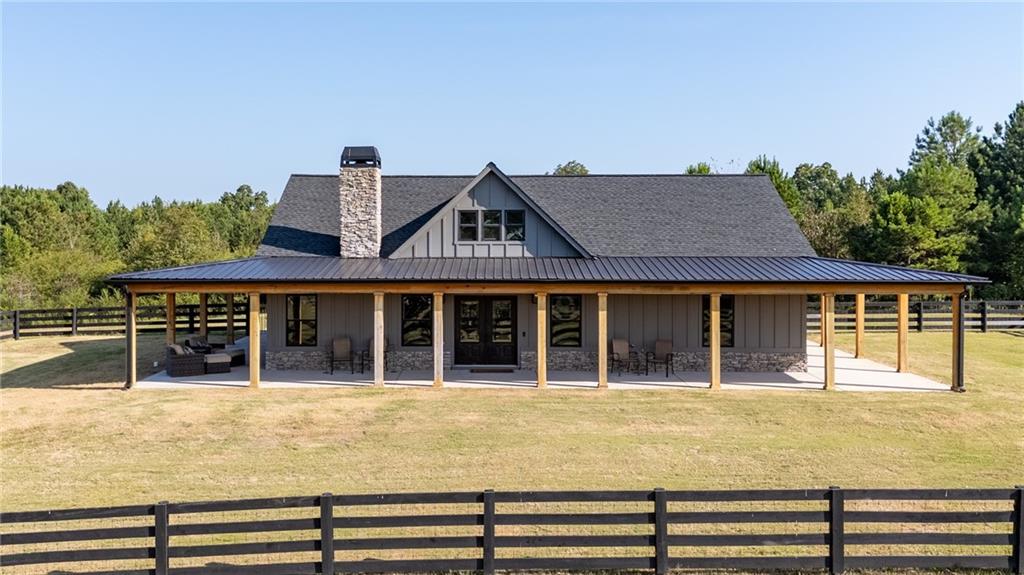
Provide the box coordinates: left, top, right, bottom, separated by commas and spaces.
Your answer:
454, 209, 527, 244
285, 294, 318, 348
504, 209, 526, 242
457, 210, 479, 242
401, 294, 433, 348
549, 294, 583, 348
701, 294, 736, 348
481, 210, 502, 242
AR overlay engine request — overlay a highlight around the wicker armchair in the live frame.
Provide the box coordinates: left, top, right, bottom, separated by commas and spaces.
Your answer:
166, 345, 205, 377
645, 339, 675, 377
609, 338, 639, 375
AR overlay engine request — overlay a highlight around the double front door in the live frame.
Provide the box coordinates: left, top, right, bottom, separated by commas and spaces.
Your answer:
454, 296, 518, 365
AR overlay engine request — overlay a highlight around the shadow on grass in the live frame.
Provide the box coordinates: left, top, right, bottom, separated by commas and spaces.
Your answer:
2, 332, 188, 389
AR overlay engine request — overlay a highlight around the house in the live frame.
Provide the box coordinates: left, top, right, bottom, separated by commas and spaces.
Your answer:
110, 146, 984, 390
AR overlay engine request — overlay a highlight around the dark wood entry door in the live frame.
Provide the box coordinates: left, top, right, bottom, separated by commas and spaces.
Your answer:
454, 296, 518, 365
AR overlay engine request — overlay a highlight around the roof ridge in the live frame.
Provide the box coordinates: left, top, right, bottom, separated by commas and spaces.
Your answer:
290, 173, 767, 178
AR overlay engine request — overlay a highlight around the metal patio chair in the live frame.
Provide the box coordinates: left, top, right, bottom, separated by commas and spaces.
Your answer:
645, 339, 675, 377
328, 337, 356, 375
609, 338, 639, 375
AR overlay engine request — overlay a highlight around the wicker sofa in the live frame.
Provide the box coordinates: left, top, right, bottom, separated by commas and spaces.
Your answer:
166, 345, 232, 377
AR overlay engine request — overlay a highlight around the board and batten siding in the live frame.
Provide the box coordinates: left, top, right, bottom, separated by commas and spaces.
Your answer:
266, 293, 807, 355
390, 173, 581, 258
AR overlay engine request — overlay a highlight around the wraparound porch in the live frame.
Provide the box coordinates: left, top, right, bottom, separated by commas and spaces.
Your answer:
136, 342, 948, 392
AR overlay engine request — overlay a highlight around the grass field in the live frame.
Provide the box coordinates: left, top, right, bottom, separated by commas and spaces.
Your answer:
1, 332, 1021, 574
1, 330, 1021, 511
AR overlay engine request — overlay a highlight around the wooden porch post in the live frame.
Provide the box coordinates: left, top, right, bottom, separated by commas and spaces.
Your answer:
897, 293, 909, 372
225, 293, 235, 345
597, 292, 608, 389
374, 292, 385, 387
709, 293, 721, 390
536, 293, 547, 388
125, 291, 137, 389
819, 293, 828, 348
199, 293, 208, 337
952, 291, 965, 392
433, 292, 443, 388
823, 293, 836, 390
165, 293, 176, 345
854, 293, 865, 358
248, 292, 260, 388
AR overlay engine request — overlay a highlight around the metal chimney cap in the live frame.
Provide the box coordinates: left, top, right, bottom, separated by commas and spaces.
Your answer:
341, 146, 381, 168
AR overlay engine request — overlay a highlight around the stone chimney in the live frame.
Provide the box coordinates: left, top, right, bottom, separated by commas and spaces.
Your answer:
339, 146, 382, 258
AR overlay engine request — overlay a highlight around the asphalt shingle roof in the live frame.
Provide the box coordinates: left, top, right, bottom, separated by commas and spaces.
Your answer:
256, 173, 815, 258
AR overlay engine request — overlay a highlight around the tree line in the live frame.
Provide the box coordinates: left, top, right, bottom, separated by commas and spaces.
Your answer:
563, 102, 1023, 297
0, 185, 273, 309
2, 102, 1021, 309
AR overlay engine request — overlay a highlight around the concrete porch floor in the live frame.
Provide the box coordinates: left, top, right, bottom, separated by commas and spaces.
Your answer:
137, 342, 949, 392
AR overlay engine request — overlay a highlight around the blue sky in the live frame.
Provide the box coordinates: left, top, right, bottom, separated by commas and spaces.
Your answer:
3, 2, 1022, 207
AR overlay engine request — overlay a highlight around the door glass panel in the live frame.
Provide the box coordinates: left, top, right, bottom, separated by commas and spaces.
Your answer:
491, 300, 513, 343
459, 300, 480, 343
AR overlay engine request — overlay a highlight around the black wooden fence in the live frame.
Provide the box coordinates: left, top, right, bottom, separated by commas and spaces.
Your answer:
2, 300, 1023, 342
808, 299, 1024, 333
0, 303, 250, 340
1, 487, 1021, 574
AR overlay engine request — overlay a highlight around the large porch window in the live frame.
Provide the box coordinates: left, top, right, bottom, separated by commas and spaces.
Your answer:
285, 294, 317, 347
401, 295, 433, 346
702, 295, 735, 347
550, 294, 582, 347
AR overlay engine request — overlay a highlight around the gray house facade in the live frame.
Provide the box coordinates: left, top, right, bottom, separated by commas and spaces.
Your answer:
112, 146, 982, 390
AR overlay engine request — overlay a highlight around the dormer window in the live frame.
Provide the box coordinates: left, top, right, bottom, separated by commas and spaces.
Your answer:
458, 211, 479, 241
505, 210, 525, 241
482, 210, 502, 241
456, 209, 527, 243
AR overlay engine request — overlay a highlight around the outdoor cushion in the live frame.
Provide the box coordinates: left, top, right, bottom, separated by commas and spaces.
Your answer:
205, 353, 231, 364
168, 344, 186, 356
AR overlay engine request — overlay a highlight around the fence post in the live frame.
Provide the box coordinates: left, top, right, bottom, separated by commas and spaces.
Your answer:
71, 307, 79, 336
1013, 485, 1023, 575
188, 307, 195, 333
483, 489, 495, 575
155, 501, 169, 575
654, 487, 668, 575
320, 493, 334, 575
916, 302, 924, 332
829, 486, 844, 575
13, 310, 20, 340
981, 300, 989, 333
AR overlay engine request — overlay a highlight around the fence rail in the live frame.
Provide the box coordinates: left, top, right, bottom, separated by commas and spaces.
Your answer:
1, 487, 1021, 574
807, 299, 1024, 332
0, 303, 250, 340
1, 299, 1021, 341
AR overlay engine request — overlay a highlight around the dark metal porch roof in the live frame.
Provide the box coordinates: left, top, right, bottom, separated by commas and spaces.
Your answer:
109, 256, 986, 285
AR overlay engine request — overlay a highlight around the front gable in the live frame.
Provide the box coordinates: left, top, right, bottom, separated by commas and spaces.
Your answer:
389, 164, 588, 258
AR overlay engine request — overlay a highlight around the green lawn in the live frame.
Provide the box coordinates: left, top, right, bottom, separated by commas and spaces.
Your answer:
1, 331, 1021, 574
1, 331, 1021, 510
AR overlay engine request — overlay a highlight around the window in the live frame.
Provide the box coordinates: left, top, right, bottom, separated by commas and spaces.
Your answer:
401, 295, 433, 347
482, 210, 502, 241
458, 211, 478, 241
285, 295, 317, 347
550, 295, 582, 347
505, 210, 525, 241
702, 295, 735, 348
